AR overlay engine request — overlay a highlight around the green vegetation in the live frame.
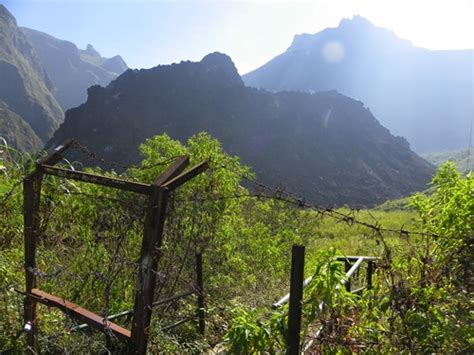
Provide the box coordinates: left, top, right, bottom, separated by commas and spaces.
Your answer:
422, 148, 474, 174
0, 134, 472, 353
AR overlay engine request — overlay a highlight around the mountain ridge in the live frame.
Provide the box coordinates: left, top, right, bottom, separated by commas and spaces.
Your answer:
21, 26, 128, 110
0, 4, 63, 147
243, 16, 474, 153
49, 52, 434, 207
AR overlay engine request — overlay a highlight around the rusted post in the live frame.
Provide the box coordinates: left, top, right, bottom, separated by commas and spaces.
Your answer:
23, 170, 43, 353
367, 261, 374, 290
196, 253, 205, 335
287, 245, 305, 355
129, 159, 208, 354
344, 260, 351, 292
129, 186, 169, 354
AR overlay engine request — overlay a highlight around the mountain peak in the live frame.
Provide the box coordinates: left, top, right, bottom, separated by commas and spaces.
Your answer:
0, 4, 16, 25
338, 15, 375, 29
200, 52, 237, 72
85, 44, 100, 57
200, 52, 243, 87
101, 55, 128, 74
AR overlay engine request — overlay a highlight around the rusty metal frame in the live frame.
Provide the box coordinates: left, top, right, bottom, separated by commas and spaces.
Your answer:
23, 140, 208, 354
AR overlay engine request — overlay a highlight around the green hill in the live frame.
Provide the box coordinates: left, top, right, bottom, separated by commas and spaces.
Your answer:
422, 148, 474, 174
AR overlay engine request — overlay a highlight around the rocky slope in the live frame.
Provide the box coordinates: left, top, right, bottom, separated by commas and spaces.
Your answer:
0, 101, 42, 152
49, 52, 434, 207
0, 5, 63, 148
243, 16, 474, 153
21, 28, 127, 110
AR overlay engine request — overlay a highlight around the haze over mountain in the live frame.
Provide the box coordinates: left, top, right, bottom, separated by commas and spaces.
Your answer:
49, 52, 434, 207
243, 16, 474, 153
21, 27, 128, 110
0, 4, 62, 149
0, 4, 128, 152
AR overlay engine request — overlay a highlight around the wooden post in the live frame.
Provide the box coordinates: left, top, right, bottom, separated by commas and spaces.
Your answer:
344, 260, 351, 292
367, 261, 374, 290
23, 171, 43, 353
196, 253, 205, 335
287, 245, 305, 355
129, 186, 169, 354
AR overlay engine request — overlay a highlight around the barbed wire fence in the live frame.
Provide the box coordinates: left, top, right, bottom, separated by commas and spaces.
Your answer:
0, 139, 436, 352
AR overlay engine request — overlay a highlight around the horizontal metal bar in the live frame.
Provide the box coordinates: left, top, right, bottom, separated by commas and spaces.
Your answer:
70, 290, 195, 332
29, 288, 130, 342
160, 314, 197, 332
272, 256, 378, 309
341, 258, 364, 283
351, 287, 366, 295
153, 290, 195, 308
336, 256, 378, 262
41, 164, 153, 195
162, 161, 209, 190
273, 275, 313, 309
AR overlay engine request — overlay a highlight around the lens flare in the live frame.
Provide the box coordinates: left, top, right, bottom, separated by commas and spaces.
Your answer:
322, 41, 345, 64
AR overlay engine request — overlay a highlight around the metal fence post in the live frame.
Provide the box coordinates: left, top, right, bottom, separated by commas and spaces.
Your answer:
287, 245, 305, 355
196, 253, 205, 335
23, 171, 43, 354
344, 260, 351, 292
367, 261, 374, 290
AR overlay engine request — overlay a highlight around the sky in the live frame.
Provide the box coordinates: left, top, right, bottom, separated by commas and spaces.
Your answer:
3, 0, 474, 74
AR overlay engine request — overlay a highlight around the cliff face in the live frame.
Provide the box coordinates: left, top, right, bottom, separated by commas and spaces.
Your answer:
243, 16, 474, 153
0, 102, 42, 152
0, 5, 63, 147
21, 28, 128, 110
50, 52, 434, 207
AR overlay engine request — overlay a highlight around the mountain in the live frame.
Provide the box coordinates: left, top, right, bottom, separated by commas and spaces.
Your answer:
0, 101, 42, 152
21, 28, 128, 110
243, 16, 474, 153
0, 4, 63, 147
49, 52, 434, 207
422, 148, 473, 174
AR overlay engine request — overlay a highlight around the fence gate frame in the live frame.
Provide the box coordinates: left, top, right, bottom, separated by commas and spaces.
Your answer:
23, 140, 208, 354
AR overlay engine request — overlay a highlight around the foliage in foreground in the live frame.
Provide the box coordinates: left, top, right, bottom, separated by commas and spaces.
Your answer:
225, 162, 473, 353
0, 133, 317, 352
1, 135, 472, 353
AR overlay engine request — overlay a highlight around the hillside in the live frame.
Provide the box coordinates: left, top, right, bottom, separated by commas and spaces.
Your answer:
0, 5, 62, 148
0, 101, 42, 152
243, 16, 474, 153
49, 52, 434, 207
21, 28, 128, 110
422, 148, 474, 174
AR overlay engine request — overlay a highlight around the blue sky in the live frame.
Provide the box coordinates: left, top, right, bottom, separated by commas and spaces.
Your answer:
4, 0, 474, 74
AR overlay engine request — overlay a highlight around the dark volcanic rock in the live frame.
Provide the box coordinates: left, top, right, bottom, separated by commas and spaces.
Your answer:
49, 52, 434, 207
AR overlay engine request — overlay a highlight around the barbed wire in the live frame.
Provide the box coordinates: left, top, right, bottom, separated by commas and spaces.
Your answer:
0, 139, 444, 352
70, 140, 181, 172
183, 162, 440, 239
